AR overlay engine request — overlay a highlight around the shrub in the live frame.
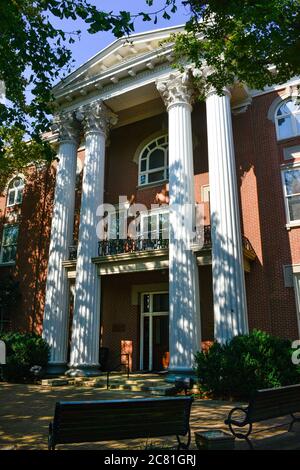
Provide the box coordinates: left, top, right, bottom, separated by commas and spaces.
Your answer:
0, 332, 50, 382
195, 330, 300, 400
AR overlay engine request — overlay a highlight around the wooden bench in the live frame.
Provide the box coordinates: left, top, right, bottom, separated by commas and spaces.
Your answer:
225, 384, 300, 449
48, 396, 193, 450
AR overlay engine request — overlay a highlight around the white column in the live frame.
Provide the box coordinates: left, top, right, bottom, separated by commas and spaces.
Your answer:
68, 100, 117, 376
157, 72, 201, 378
43, 113, 79, 373
206, 89, 248, 343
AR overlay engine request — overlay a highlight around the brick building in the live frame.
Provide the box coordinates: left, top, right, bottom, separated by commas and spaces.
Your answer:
0, 26, 300, 378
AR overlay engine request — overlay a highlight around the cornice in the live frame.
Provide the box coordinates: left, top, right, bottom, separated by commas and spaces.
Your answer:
54, 48, 175, 105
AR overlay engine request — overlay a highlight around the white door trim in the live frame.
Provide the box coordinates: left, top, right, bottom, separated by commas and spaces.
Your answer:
139, 291, 168, 371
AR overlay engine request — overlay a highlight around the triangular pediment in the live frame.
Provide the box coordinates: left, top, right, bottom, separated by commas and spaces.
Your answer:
53, 25, 184, 97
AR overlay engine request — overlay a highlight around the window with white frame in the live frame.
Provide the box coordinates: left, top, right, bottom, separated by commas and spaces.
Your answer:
6, 177, 24, 207
0, 224, 19, 263
104, 208, 128, 240
138, 208, 169, 240
139, 135, 168, 186
282, 166, 300, 224
275, 99, 300, 140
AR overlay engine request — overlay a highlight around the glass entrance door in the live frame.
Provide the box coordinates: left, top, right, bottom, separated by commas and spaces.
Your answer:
140, 292, 169, 371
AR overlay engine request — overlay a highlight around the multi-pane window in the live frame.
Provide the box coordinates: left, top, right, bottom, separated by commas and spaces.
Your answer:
139, 209, 169, 240
282, 167, 300, 224
105, 209, 127, 240
276, 99, 300, 140
0, 225, 19, 263
7, 177, 24, 207
139, 135, 168, 186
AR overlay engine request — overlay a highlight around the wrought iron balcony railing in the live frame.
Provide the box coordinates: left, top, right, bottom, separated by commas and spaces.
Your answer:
68, 225, 255, 260
98, 237, 169, 257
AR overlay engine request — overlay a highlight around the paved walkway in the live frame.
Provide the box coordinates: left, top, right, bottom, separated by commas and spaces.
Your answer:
0, 383, 299, 450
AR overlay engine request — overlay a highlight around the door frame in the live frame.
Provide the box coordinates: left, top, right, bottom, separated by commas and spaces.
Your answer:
139, 291, 169, 371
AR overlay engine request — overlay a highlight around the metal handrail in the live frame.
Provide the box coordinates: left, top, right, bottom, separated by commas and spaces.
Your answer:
106, 353, 130, 390
98, 237, 169, 257
68, 226, 256, 260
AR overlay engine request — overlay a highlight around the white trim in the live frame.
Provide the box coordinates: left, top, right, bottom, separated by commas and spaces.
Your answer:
53, 25, 185, 94
281, 163, 300, 225
139, 135, 168, 187
6, 177, 25, 207
3, 173, 25, 196
275, 98, 300, 141
139, 291, 169, 371
293, 273, 300, 337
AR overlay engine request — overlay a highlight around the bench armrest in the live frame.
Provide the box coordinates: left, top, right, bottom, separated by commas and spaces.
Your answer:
225, 406, 249, 427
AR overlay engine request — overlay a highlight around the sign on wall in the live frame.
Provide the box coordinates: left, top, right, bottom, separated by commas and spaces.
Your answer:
0, 340, 6, 364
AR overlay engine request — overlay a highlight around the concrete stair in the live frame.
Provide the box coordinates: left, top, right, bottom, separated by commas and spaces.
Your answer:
41, 373, 175, 396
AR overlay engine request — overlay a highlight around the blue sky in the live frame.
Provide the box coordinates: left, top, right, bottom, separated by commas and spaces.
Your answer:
52, 1, 191, 72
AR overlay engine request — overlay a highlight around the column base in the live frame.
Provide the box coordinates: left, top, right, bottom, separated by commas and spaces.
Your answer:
65, 364, 102, 377
46, 363, 68, 375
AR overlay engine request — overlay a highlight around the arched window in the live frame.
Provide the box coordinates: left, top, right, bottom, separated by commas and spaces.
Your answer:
275, 98, 300, 140
139, 135, 168, 186
6, 177, 24, 207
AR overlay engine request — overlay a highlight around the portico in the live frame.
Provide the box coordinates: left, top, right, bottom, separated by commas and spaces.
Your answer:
42, 26, 252, 377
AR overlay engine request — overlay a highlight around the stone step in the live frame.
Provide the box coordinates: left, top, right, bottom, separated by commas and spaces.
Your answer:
41, 374, 174, 395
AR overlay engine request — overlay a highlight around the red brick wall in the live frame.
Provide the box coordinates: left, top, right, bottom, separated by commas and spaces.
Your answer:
0, 164, 55, 333
233, 90, 300, 339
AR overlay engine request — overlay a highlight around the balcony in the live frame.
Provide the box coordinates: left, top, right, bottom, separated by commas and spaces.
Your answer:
98, 237, 169, 257
95, 225, 255, 258
68, 225, 255, 260
63, 225, 256, 277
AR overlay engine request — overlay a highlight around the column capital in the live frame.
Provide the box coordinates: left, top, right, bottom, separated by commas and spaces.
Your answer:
52, 112, 80, 144
76, 100, 118, 136
156, 71, 195, 110
205, 86, 231, 100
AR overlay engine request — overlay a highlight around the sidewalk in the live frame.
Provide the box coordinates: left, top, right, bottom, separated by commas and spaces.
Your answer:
0, 383, 299, 450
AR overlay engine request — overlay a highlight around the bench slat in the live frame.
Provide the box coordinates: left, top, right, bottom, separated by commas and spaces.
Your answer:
50, 396, 193, 448
248, 384, 300, 423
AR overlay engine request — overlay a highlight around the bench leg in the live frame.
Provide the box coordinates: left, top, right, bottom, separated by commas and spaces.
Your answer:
176, 427, 191, 450
289, 413, 300, 432
228, 423, 254, 450
48, 422, 55, 451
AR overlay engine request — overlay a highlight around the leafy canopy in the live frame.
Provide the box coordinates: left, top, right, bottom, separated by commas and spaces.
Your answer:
173, 0, 300, 95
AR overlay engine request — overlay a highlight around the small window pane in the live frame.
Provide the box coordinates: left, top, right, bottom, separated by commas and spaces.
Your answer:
140, 174, 146, 185
142, 149, 148, 160
149, 149, 165, 170
284, 169, 300, 195
140, 160, 146, 172
148, 141, 157, 150
3, 225, 19, 244
278, 116, 293, 139
288, 195, 300, 222
8, 190, 15, 206
16, 189, 23, 204
153, 293, 169, 312
143, 294, 150, 313
14, 178, 22, 188
148, 170, 165, 183
159, 212, 169, 239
